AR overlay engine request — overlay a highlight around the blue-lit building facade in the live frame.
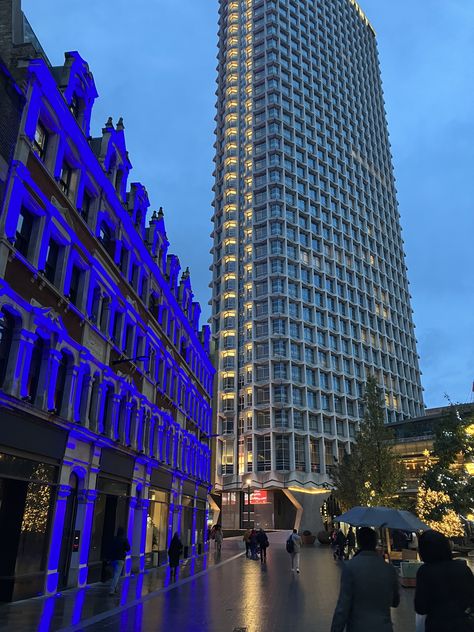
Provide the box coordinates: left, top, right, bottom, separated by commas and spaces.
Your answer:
0, 2, 214, 602
211, 0, 424, 533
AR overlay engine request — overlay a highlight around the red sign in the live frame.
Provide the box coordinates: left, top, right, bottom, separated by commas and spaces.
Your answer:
250, 490, 269, 505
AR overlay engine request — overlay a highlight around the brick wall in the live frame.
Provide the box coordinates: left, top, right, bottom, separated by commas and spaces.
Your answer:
0, 58, 23, 207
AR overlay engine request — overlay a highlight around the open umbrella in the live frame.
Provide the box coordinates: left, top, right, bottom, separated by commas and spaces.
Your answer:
334, 506, 429, 557
334, 506, 429, 531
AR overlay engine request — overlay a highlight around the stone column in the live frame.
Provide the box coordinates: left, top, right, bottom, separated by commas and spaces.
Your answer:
131, 497, 149, 573
108, 393, 121, 440
7, 328, 35, 398
76, 489, 98, 587
46, 348, 62, 412
44, 484, 71, 596
125, 497, 138, 576
61, 364, 80, 420
76, 367, 93, 426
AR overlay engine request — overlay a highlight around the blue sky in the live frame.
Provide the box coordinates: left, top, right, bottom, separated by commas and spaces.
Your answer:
23, 0, 474, 409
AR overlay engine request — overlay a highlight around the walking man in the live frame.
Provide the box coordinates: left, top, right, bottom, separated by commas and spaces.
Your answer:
108, 526, 130, 595
331, 527, 400, 632
214, 524, 223, 554
256, 528, 269, 563
346, 526, 356, 559
286, 528, 302, 574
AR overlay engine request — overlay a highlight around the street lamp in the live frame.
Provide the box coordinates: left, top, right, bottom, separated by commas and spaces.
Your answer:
246, 478, 252, 529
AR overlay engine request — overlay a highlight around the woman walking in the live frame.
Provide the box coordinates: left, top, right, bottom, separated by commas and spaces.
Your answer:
168, 532, 183, 581
415, 530, 474, 631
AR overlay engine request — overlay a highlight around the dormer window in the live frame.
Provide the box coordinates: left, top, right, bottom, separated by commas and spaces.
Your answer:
114, 169, 123, 196
33, 120, 49, 161
69, 94, 82, 119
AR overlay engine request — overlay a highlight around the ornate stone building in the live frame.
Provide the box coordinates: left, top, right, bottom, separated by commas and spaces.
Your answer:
0, 0, 214, 601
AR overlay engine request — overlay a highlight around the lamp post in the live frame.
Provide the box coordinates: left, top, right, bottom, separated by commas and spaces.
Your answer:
246, 478, 252, 528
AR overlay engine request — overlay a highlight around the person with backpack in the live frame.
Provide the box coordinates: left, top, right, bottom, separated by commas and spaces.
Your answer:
286, 528, 302, 573
256, 528, 269, 563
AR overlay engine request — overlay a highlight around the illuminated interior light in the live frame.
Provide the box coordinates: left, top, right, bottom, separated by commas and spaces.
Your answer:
287, 486, 329, 495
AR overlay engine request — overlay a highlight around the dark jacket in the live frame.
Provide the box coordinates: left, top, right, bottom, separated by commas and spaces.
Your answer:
335, 530, 346, 548
415, 559, 474, 632
331, 551, 400, 632
168, 536, 183, 568
347, 530, 356, 547
256, 531, 269, 548
110, 534, 131, 561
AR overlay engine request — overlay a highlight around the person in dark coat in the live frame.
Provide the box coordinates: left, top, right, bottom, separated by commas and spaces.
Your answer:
256, 528, 269, 563
335, 528, 346, 561
168, 532, 183, 580
331, 527, 400, 632
108, 526, 130, 595
415, 529, 474, 632
249, 529, 258, 560
346, 526, 356, 559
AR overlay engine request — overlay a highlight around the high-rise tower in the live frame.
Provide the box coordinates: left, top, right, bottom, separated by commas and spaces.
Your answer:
211, 0, 424, 531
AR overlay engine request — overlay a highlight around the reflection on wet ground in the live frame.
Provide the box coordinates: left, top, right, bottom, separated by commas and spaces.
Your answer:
1, 531, 464, 631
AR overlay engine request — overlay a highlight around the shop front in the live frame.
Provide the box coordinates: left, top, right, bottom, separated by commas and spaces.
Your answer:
87, 449, 133, 583
195, 484, 208, 554
0, 408, 66, 602
144, 469, 172, 568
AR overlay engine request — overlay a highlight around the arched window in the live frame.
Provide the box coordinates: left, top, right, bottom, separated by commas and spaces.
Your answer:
88, 374, 100, 431
0, 309, 14, 387
78, 366, 91, 424
55, 350, 73, 416
27, 336, 46, 403
102, 384, 115, 436
128, 401, 138, 447
117, 396, 127, 443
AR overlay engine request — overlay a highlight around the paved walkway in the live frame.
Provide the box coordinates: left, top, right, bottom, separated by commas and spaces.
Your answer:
0, 532, 420, 631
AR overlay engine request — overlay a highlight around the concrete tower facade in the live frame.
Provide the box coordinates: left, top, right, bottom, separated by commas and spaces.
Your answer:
211, 0, 424, 531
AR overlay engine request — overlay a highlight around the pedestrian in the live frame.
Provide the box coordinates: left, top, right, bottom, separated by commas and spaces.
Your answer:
249, 528, 258, 560
331, 527, 400, 632
168, 532, 183, 580
335, 527, 346, 561
243, 528, 252, 558
286, 528, 302, 573
108, 526, 130, 595
256, 528, 269, 563
415, 529, 474, 632
346, 526, 356, 559
330, 527, 338, 558
214, 524, 223, 554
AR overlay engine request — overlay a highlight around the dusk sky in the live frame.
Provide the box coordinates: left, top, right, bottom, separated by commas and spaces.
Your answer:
23, 0, 474, 409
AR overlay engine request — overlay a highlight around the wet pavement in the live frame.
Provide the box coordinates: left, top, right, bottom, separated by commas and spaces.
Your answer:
0, 532, 420, 631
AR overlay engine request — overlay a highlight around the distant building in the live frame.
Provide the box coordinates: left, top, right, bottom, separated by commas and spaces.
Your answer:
0, 0, 214, 602
392, 403, 474, 493
210, 0, 424, 533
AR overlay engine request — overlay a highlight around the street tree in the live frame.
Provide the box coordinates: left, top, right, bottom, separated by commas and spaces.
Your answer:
332, 376, 406, 509
417, 403, 474, 532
